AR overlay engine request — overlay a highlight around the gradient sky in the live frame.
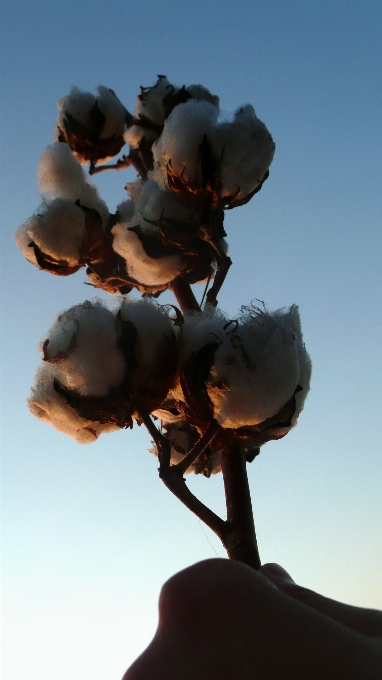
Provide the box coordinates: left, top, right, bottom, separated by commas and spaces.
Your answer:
1, 2, 381, 679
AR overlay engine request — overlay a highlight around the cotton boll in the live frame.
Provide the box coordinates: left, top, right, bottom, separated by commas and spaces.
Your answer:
134, 179, 202, 231
41, 300, 126, 398
133, 76, 179, 127
24, 200, 86, 266
152, 100, 219, 189
55, 86, 127, 164
206, 306, 310, 429
119, 298, 177, 370
117, 298, 179, 412
38, 143, 108, 222
213, 104, 275, 203
56, 87, 96, 128
28, 364, 120, 444
186, 84, 219, 109
180, 309, 228, 365
112, 220, 184, 285
96, 86, 127, 139
168, 309, 228, 408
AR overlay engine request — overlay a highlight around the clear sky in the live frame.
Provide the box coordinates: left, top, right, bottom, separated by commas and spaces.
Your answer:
1, 2, 381, 679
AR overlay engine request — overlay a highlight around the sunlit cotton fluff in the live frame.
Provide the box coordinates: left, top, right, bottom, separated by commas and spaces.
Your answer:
28, 364, 120, 444
41, 300, 126, 398
151, 100, 219, 189
213, 104, 275, 202
15, 199, 87, 268
38, 142, 109, 222
206, 305, 311, 429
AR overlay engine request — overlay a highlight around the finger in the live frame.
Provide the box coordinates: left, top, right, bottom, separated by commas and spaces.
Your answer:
123, 559, 380, 680
261, 562, 382, 638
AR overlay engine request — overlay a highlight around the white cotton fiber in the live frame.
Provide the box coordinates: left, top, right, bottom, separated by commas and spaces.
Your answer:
56, 85, 126, 141
180, 309, 228, 364
28, 364, 120, 444
133, 76, 178, 126
213, 104, 275, 202
15, 218, 40, 267
17, 199, 86, 266
124, 124, 158, 148
112, 220, 184, 285
134, 179, 202, 231
95, 86, 127, 139
56, 87, 95, 128
113, 189, 187, 286
41, 300, 126, 397
38, 142, 108, 220
152, 100, 219, 188
206, 305, 311, 429
118, 298, 177, 369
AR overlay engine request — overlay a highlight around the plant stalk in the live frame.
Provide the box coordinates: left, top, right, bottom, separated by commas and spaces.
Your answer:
170, 276, 201, 314
219, 446, 261, 570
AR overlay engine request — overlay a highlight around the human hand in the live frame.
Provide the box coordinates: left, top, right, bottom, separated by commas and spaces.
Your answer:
123, 559, 382, 680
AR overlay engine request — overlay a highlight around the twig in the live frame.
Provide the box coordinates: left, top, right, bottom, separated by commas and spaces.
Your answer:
173, 419, 220, 475
170, 276, 201, 314
138, 407, 227, 542
89, 155, 132, 175
205, 244, 232, 308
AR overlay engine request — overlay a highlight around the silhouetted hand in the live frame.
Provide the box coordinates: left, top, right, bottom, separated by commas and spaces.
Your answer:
123, 558, 382, 680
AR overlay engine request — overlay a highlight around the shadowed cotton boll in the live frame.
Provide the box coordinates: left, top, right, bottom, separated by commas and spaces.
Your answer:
173, 305, 311, 444
55, 85, 127, 164
112, 196, 185, 287
213, 104, 275, 204
15, 199, 87, 272
41, 300, 126, 398
151, 100, 274, 210
37, 142, 109, 222
28, 364, 120, 444
29, 298, 180, 441
111, 181, 198, 288
111, 180, 221, 292
134, 178, 203, 229
15, 143, 109, 275
206, 305, 311, 429
117, 297, 179, 411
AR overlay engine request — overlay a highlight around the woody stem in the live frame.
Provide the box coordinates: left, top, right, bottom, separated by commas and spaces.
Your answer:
170, 276, 201, 313
219, 446, 261, 570
139, 408, 227, 542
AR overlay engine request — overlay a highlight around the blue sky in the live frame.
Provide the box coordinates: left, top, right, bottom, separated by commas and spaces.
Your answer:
1, 2, 382, 679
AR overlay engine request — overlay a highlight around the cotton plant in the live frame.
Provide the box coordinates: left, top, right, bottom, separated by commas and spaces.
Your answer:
16, 75, 311, 571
